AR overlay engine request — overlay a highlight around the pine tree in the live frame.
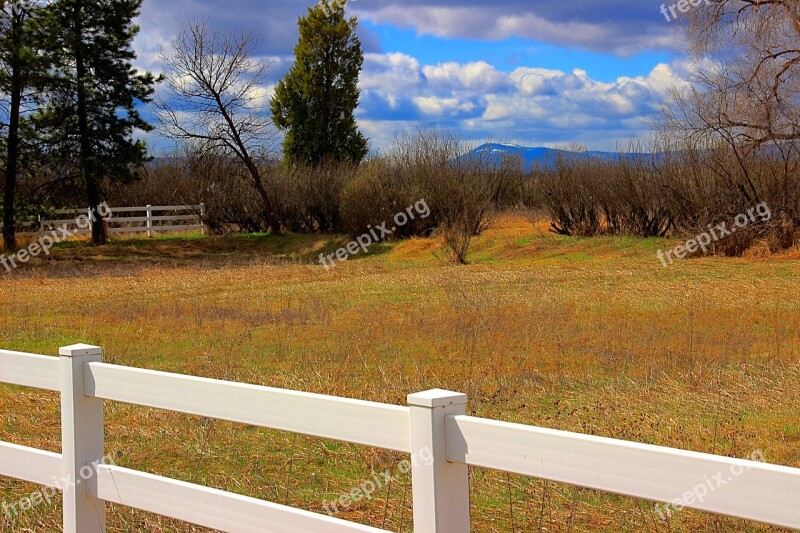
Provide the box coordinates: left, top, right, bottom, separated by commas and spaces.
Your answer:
36, 0, 156, 245
271, 1, 368, 167
0, 0, 46, 250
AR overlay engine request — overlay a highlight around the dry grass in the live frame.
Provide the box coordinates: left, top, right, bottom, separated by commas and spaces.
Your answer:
1, 215, 799, 532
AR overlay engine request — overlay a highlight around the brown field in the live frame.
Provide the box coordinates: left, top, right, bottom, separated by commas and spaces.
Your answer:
1, 215, 799, 532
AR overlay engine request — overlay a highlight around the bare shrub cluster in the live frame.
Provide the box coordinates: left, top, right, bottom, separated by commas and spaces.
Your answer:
112, 130, 524, 263
533, 143, 672, 238
268, 163, 357, 233
339, 157, 428, 238
341, 130, 524, 262
527, 137, 799, 255
113, 128, 799, 260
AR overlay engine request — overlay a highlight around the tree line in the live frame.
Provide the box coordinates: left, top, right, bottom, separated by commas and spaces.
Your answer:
1, 0, 798, 262
0, 0, 156, 248
0, 0, 366, 249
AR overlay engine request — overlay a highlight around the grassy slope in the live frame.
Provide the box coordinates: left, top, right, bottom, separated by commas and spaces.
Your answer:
1, 216, 799, 532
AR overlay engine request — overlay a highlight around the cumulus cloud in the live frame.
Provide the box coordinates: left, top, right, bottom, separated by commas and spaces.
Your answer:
358, 53, 690, 148
423, 61, 511, 92
138, 0, 677, 60
360, 53, 424, 92
352, 1, 677, 56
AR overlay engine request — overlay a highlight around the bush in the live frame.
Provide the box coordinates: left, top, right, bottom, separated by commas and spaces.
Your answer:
340, 158, 434, 238
535, 151, 603, 237
533, 136, 799, 255
340, 130, 525, 262
105, 130, 798, 260
268, 162, 355, 233
430, 154, 523, 264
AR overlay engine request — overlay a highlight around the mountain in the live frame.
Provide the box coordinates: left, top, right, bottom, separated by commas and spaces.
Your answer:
463, 143, 652, 171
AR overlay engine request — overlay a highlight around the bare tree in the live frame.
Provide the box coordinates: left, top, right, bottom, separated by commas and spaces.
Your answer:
671, 1, 800, 148
156, 20, 281, 234
662, 0, 800, 236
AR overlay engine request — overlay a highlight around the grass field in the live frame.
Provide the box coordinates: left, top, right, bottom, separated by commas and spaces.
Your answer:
1, 215, 799, 532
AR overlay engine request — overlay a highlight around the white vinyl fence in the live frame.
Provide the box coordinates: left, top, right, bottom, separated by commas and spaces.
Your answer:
1, 204, 204, 237
2, 345, 800, 532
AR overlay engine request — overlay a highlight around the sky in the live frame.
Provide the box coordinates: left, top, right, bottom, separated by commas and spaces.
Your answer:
134, 0, 697, 153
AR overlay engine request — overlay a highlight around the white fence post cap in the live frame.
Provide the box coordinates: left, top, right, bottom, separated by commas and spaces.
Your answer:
59, 344, 103, 357
408, 389, 468, 408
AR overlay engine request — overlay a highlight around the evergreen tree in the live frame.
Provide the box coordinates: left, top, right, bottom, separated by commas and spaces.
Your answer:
271, 1, 368, 166
0, 0, 46, 250
36, 0, 156, 245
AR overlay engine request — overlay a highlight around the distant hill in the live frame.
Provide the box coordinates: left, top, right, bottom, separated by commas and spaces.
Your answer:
463, 143, 652, 171
151, 143, 655, 171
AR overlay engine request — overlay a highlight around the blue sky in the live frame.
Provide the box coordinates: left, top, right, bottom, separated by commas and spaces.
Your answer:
135, 0, 696, 152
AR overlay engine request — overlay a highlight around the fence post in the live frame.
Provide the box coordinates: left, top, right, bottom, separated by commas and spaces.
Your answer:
146, 205, 153, 238
199, 203, 205, 235
408, 389, 470, 532
60, 344, 106, 533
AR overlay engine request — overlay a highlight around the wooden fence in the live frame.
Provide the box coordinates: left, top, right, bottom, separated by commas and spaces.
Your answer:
0, 205, 204, 237
2, 345, 800, 532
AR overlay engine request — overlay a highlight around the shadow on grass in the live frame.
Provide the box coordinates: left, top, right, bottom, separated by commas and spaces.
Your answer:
0, 231, 403, 277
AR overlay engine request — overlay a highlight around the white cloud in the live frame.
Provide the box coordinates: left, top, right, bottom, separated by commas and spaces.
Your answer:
361, 52, 424, 92
358, 52, 691, 149
354, 4, 677, 56
413, 96, 476, 115
244, 84, 276, 110
423, 61, 510, 92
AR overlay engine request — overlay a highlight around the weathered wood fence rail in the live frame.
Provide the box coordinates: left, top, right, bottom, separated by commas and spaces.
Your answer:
0, 204, 204, 237
2, 345, 800, 532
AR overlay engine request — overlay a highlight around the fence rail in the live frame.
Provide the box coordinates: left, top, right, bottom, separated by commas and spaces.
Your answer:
2, 345, 800, 532
90, 464, 383, 533
0, 204, 205, 237
0, 442, 62, 487
85, 362, 411, 453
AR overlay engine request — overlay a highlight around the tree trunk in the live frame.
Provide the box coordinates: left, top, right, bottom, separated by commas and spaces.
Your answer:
213, 96, 281, 234
246, 159, 281, 235
2, 6, 23, 252
2, 48, 21, 252
74, 1, 105, 245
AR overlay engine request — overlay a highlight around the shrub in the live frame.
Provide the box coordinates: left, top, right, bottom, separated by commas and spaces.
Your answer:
340, 130, 524, 262
268, 162, 355, 233
339, 158, 433, 238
